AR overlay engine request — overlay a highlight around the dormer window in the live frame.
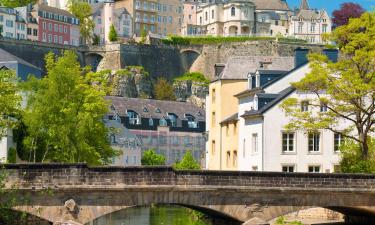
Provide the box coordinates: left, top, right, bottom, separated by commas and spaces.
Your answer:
186, 114, 198, 128
159, 118, 167, 126
155, 108, 161, 113
127, 110, 141, 125
168, 113, 178, 127
110, 104, 116, 111
143, 107, 148, 112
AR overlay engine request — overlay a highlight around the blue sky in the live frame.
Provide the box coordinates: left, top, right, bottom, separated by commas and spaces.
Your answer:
287, 0, 375, 15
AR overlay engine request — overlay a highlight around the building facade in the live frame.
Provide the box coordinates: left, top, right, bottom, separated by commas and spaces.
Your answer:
235, 49, 341, 172
288, 0, 331, 44
181, 1, 198, 35
115, 0, 157, 37
106, 96, 206, 166
0, 7, 27, 39
156, 0, 183, 36
31, 4, 80, 45
205, 56, 295, 170
92, 1, 133, 44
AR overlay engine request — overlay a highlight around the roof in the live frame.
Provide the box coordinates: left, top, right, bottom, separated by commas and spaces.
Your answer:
0, 7, 16, 15
294, 9, 328, 20
241, 86, 295, 118
35, 4, 75, 18
251, 0, 290, 11
115, 8, 130, 17
220, 113, 238, 124
92, 3, 130, 17
0, 48, 42, 71
300, 0, 310, 10
234, 87, 264, 98
217, 56, 295, 80
105, 96, 205, 121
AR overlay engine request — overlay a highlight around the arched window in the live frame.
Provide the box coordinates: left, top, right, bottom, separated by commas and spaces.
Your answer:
231, 7, 235, 16
168, 113, 178, 127
186, 114, 197, 128
159, 118, 167, 126
127, 110, 141, 125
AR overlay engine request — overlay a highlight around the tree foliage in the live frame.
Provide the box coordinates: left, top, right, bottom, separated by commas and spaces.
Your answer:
332, 2, 365, 27
141, 149, 166, 165
154, 78, 176, 101
68, 0, 94, 44
174, 150, 200, 170
174, 72, 209, 86
340, 139, 375, 173
21, 51, 117, 165
108, 24, 118, 42
0, 70, 21, 138
280, 12, 375, 165
0, 0, 35, 7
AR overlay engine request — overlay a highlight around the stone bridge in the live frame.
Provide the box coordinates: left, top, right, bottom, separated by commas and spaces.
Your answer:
2, 164, 375, 225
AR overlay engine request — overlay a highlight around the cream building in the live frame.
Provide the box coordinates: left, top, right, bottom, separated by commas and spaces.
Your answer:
92, 1, 133, 44
0, 7, 27, 39
205, 56, 295, 170
181, 1, 199, 36
289, 0, 331, 43
156, 0, 183, 35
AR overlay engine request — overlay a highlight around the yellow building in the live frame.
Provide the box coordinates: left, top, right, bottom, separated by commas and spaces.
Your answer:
205, 57, 295, 170
115, 0, 157, 36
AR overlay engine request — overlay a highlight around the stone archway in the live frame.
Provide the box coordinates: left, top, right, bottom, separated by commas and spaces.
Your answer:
84, 53, 104, 72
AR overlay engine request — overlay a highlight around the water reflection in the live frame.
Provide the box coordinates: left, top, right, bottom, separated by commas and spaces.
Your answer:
88, 205, 211, 225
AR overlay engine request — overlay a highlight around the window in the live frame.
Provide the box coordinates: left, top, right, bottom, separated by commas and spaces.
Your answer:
148, 118, 154, 126
320, 102, 328, 112
155, 108, 161, 113
226, 124, 229, 136
54, 35, 58, 43
310, 23, 315, 33
212, 140, 215, 155
59, 24, 63, 33
27, 28, 32, 35
233, 123, 237, 135
308, 165, 321, 173
282, 165, 295, 173
199, 16, 202, 24
322, 24, 328, 33
233, 151, 237, 167
33, 29, 38, 36
243, 139, 246, 157
211, 112, 215, 126
168, 113, 178, 127
186, 114, 197, 128
0, 15, 3, 22
231, 7, 235, 16
298, 22, 303, 33
42, 32, 46, 41
252, 133, 258, 153
54, 24, 58, 32
59, 36, 63, 44
334, 133, 343, 152
135, 0, 140, 8
226, 151, 231, 167
211, 10, 214, 19
110, 134, 116, 143
212, 88, 216, 103
308, 132, 320, 152
64, 26, 67, 33
205, 11, 208, 21
48, 23, 52, 31
168, 16, 172, 24
5, 20, 13, 28
42, 22, 46, 30
127, 110, 141, 125
275, 20, 279, 26
301, 101, 309, 112
159, 118, 167, 126
48, 34, 52, 42
282, 132, 294, 152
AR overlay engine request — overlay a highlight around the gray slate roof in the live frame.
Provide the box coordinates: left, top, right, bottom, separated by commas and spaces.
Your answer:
241, 86, 295, 118
251, 0, 290, 11
218, 56, 295, 80
295, 9, 327, 20
106, 96, 205, 121
220, 113, 238, 124
35, 4, 75, 18
0, 48, 41, 70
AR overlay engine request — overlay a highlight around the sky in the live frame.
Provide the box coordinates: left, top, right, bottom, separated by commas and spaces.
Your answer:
287, 0, 375, 15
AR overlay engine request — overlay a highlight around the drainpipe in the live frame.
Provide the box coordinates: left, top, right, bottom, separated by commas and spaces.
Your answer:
220, 125, 222, 170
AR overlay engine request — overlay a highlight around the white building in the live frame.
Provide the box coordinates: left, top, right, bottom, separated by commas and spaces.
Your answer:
234, 49, 342, 173
92, 1, 132, 44
0, 7, 27, 40
288, 0, 331, 44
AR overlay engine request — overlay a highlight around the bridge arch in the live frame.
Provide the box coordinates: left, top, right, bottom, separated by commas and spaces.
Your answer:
84, 53, 104, 72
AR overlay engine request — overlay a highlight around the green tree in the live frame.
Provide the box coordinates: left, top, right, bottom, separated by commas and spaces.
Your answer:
92, 34, 100, 45
280, 12, 375, 166
68, 0, 95, 44
141, 149, 166, 165
340, 138, 375, 173
154, 78, 176, 101
174, 150, 200, 170
21, 51, 117, 164
0, 70, 21, 138
0, 0, 35, 7
108, 24, 118, 42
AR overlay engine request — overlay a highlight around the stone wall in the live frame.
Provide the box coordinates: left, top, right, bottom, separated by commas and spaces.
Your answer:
4, 163, 375, 190
189, 40, 325, 79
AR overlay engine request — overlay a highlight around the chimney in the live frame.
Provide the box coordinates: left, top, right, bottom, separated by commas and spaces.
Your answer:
214, 63, 225, 78
294, 48, 309, 68
322, 49, 338, 63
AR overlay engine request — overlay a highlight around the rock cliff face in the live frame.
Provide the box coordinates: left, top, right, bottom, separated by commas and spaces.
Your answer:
110, 66, 153, 98
173, 80, 208, 108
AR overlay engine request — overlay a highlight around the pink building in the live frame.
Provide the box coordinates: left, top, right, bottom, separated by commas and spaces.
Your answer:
31, 4, 80, 46
181, 1, 198, 35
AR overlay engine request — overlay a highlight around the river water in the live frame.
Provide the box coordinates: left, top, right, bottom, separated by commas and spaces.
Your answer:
88, 206, 212, 225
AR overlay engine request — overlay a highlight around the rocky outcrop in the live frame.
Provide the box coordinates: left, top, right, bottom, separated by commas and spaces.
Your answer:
173, 80, 208, 108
